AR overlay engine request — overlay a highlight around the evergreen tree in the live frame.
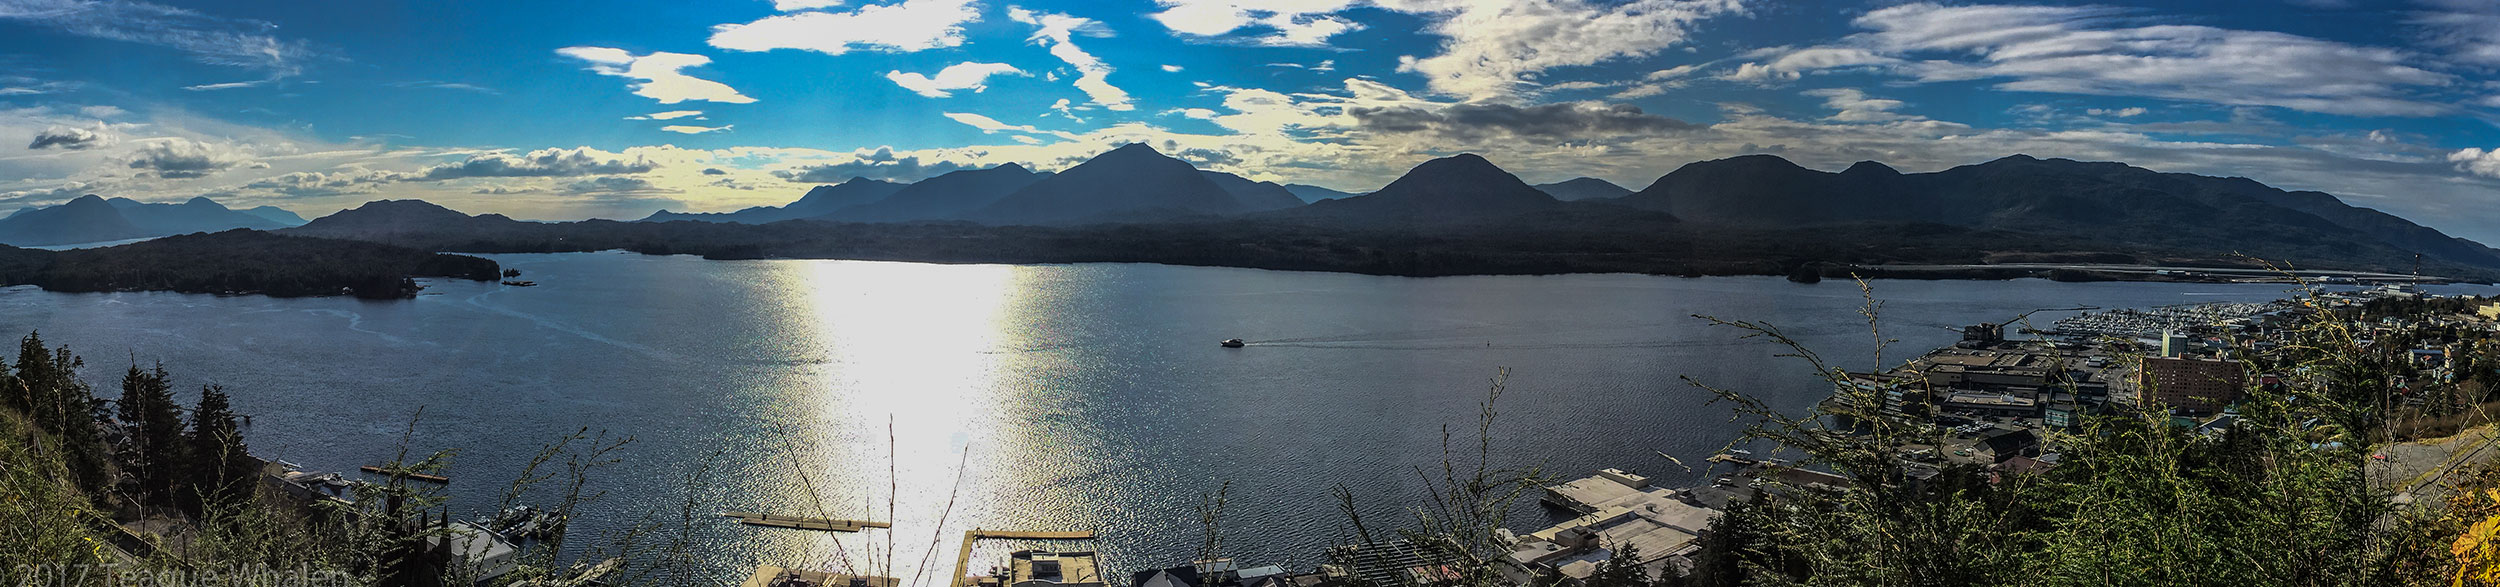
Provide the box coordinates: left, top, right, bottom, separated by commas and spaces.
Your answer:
15, 332, 107, 490
184, 383, 255, 515
116, 363, 185, 507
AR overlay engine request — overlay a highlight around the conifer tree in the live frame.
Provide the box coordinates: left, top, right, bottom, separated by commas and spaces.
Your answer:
117, 363, 185, 507
185, 383, 255, 514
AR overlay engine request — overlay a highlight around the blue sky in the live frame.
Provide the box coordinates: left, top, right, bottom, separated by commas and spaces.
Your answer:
5, 0, 2500, 242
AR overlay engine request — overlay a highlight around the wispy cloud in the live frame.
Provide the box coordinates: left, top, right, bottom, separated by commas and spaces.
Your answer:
0, 0, 322, 77
182, 80, 266, 91
1737, 3, 2456, 116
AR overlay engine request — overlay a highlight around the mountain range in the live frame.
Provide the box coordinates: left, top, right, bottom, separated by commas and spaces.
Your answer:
0, 195, 304, 246
34, 143, 2500, 280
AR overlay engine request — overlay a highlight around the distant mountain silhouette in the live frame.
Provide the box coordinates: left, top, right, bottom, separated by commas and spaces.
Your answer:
290, 199, 526, 240
818, 164, 1045, 223
973, 144, 1245, 224
1608, 154, 2500, 268
241, 205, 308, 226
1200, 171, 1307, 211
109, 196, 290, 234
0, 195, 152, 246
1291, 154, 1560, 225
644, 177, 905, 223
1282, 184, 1360, 203
1534, 178, 1632, 201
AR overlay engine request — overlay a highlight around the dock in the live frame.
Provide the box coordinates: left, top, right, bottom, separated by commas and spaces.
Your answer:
719, 512, 891, 532
952, 529, 1097, 587
359, 466, 448, 484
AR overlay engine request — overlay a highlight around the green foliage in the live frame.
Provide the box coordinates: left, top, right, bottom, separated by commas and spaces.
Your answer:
1679, 281, 2460, 586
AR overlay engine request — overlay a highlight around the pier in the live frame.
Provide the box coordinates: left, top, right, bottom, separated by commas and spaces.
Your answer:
951, 529, 1097, 586
718, 511, 892, 532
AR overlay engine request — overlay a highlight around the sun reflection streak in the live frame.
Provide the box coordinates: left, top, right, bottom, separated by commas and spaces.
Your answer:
769, 260, 1028, 584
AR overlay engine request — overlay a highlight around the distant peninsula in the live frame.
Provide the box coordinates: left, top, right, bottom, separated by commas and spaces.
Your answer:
0, 230, 500, 299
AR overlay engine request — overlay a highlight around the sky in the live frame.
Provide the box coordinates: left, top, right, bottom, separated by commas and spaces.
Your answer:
4, 0, 2500, 242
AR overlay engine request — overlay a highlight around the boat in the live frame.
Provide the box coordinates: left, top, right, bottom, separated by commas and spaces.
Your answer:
501, 280, 537, 287
1220, 339, 1245, 348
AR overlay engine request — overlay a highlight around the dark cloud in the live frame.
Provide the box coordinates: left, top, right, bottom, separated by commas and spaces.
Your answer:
125, 138, 246, 178
1350, 102, 1698, 142
421, 147, 654, 180
472, 186, 547, 195
562, 176, 670, 195
27, 126, 106, 150
700, 167, 727, 175
243, 169, 405, 197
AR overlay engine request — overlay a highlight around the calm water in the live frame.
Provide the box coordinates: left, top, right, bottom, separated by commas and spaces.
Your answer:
0, 252, 2470, 583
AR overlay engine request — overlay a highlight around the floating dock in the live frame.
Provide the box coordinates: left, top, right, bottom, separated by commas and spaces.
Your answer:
719, 512, 892, 532
359, 466, 449, 484
953, 529, 1097, 586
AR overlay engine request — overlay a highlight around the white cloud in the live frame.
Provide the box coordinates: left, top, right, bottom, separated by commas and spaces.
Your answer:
661, 125, 733, 134
2451, 148, 2500, 179
123, 137, 253, 178
773, 0, 846, 9
884, 62, 1027, 98
1150, 0, 1365, 47
1162, 64, 1185, 72
1754, 3, 2455, 116
708, 0, 981, 56
627, 110, 706, 120
1010, 8, 1133, 111
557, 47, 757, 105
2087, 107, 2148, 118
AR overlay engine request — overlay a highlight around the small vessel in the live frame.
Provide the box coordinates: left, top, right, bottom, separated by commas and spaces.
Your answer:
501, 280, 537, 287
1219, 338, 1245, 348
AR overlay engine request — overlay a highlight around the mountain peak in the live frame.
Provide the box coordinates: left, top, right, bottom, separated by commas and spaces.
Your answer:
182, 196, 229, 209
1842, 161, 1900, 175
995, 162, 1028, 173
69, 194, 109, 205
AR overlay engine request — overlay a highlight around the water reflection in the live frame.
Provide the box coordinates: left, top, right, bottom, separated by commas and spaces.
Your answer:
768, 261, 1030, 585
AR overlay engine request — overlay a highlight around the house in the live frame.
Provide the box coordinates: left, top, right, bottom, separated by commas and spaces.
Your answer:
1973, 428, 2039, 463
